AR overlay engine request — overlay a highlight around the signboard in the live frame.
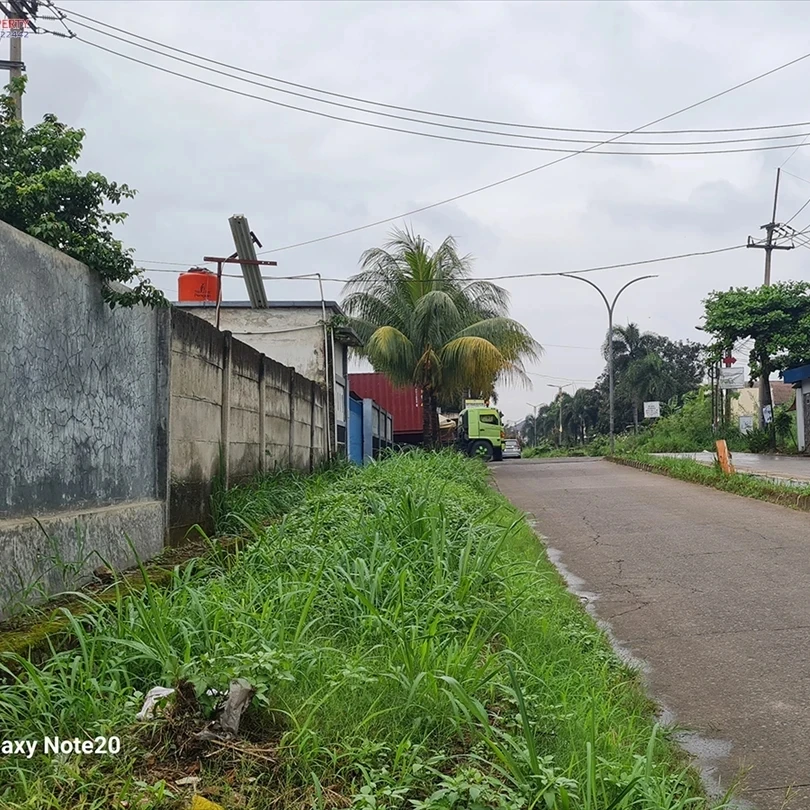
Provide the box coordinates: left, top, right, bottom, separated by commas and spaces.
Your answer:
643, 401, 661, 419
464, 399, 487, 408
739, 415, 754, 435
762, 404, 773, 424
719, 367, 745, 390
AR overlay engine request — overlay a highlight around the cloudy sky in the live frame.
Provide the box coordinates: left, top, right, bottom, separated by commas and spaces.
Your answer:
23, 0, 810, 421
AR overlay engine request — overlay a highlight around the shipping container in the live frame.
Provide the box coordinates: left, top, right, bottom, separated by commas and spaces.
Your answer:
348, 372, 423, 437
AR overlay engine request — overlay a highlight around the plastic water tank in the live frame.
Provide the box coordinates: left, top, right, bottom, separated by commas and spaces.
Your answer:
178, 268, 219, 302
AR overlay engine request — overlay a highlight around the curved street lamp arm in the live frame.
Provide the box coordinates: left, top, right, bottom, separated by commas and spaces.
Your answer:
560, 273, 611, 312
610, 274, 658, 311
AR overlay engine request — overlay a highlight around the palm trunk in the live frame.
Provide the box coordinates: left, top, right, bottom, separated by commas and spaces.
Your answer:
429, 391, 440, 447
421, 386, 433, 448
633, 399, 639, 434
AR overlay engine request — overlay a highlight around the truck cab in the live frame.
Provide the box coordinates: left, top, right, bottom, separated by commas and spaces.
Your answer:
456, 406, 505, 462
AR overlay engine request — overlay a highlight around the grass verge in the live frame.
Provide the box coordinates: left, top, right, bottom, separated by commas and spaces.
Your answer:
0, 452, 730, 809
608, 453, 810, 511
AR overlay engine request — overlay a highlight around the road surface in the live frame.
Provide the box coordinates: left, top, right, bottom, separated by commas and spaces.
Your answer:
656, 452, 810, 486
494, 457, 810, 810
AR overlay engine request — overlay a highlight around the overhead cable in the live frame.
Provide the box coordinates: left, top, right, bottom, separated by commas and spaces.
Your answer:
61, 15, 810, 149
136, 243, 747, 284
56, 5, 810, 138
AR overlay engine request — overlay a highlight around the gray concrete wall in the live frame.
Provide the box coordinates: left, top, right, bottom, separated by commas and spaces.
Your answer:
0, 220, 167, 615
168, 309, 327, 543
0, 220, 331, 613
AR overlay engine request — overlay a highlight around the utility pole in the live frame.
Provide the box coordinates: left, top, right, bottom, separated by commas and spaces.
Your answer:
0, 1, 38, 121
747, 168, 793, 440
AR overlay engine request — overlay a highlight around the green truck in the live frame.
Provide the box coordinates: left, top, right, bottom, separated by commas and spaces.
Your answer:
455, 405, 505, 462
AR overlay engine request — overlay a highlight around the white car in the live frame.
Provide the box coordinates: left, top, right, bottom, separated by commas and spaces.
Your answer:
502, 439, 522, 459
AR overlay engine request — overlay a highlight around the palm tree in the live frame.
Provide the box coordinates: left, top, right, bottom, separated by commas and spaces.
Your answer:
606, 322, 656, 374
571, 387, 600, 444
343, 227, 541, 446
621, 353, 676, 432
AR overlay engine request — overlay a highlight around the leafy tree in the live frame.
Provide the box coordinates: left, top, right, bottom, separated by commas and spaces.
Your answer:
343, 227, 540, 446
620, 353, 677, 432
645, 335, 704, 400
0, 78, 164, 309
703, 282, 810, 444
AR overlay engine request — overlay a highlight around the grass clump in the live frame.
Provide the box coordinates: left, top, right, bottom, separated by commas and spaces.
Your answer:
611, 452, 810, 510
0, 452, 730, 809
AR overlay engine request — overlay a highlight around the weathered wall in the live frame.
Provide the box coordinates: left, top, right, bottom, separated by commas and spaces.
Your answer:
168, 309, 327, 543
0, 221, 332, 614
0, 220, 167, 614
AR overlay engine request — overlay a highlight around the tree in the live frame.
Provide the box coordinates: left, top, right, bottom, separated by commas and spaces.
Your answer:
620, 353, 676, 433
644, 335, 704, 400
0, 78, 164, 309
605, 322, 656, 374
342, 227, 540, 446
570, 387, 600, 443
703, 282, 810, 445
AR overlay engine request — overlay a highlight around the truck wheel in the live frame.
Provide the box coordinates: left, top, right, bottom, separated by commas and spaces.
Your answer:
469, 440, 494, 462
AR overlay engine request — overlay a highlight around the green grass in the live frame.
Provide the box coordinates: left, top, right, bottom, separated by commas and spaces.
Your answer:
611, 452, 810, 510
0, 452, 731, 809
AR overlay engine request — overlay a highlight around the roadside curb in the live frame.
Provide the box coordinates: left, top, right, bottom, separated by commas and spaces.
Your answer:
606, 456, 810, 513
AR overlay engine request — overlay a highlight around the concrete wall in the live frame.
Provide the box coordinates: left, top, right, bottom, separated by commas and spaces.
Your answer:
178, 302, 351, 460
168, 309, 326, 543
0, 220, 167, 614
0, 221, 331, 614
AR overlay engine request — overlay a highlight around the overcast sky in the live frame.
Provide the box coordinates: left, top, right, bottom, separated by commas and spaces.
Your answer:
24, 0, 810, 421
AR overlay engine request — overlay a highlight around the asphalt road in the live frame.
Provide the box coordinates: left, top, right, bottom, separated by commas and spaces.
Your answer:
493, 457, 810, 810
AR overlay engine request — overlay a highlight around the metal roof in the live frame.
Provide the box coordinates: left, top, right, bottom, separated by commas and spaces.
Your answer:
783, 364, 810, 384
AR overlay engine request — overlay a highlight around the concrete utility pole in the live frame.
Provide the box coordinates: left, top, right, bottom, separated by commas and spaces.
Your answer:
747, 168, 793, 434
561, 274, 657, 455
0, 1, 38, 121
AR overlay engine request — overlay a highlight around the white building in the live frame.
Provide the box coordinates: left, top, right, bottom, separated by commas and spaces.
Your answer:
177, 300, 360, 456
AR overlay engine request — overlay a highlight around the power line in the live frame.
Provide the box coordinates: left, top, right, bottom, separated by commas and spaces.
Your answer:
55, 5, 810, 139
780, 132, 810, 168
135, 243, 747, 284
60, 14, 810, 149
251, 52, 810, 254
781, 169, 810, 186
70, 36, 810, 161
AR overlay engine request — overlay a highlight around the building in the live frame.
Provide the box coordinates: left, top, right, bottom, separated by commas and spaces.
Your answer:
782, 365, 810, 453
731, 380, 795, 431
178, 300, 361, 457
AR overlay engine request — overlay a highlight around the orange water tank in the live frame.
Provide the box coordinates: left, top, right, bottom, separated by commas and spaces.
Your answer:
178, 268, 219, 302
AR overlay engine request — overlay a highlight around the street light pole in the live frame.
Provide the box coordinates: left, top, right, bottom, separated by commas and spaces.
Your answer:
560, 274, 657, 455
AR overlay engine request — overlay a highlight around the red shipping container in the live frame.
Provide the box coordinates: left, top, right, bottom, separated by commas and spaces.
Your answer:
349, 372, 423, 435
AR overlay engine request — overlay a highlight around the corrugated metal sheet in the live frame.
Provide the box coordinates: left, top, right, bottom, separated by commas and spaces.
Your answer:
348, 372, 423, 434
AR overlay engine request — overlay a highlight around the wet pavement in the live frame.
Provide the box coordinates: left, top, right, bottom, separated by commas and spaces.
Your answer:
656, 452, 810, 487
493, 457, 810, 810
